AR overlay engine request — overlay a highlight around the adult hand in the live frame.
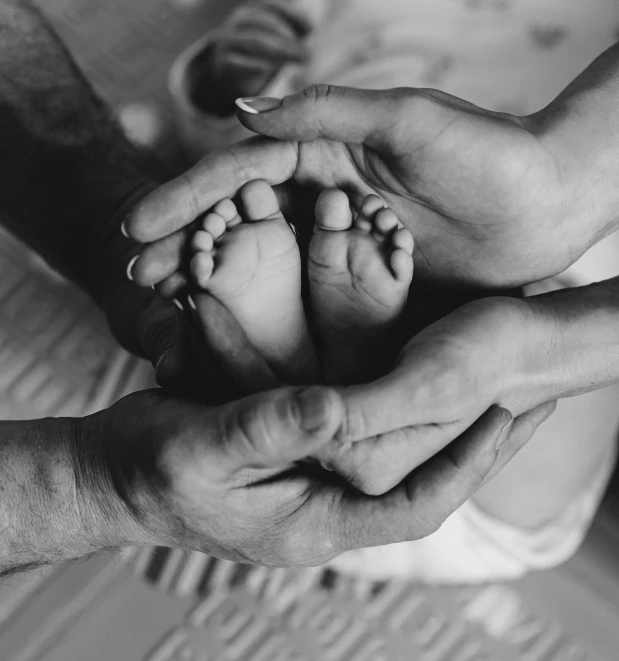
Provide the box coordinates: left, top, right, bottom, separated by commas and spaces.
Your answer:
103, 280, 275, 401
233, 85, 594, 287
81, 385, 516, 565
124, 82, 606, 290
318, 296, 560, 495
189, 0, 315, 116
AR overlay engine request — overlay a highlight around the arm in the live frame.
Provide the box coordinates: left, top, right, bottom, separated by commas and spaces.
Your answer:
0, 383, 524, 575
0, 417, 93, 575
0, 0, 158, 355
311, 276, 619, 524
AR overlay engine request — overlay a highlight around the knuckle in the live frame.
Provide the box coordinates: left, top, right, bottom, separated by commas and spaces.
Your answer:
339, 405, 369, 444
231, 404, 272, 463
300, 83, 337, 106
276, 525, 337, 567
403, 479, 443, 538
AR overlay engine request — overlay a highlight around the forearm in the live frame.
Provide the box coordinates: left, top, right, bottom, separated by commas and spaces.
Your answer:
0, 415, 135, 575
538, 41, 619, 245
0, 1, 159, 345
519, 277, 619, 405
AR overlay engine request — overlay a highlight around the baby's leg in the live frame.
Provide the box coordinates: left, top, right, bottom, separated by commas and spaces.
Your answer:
472, 387, 618, 531
308, 191, 414, 383
190, 180, 318, 384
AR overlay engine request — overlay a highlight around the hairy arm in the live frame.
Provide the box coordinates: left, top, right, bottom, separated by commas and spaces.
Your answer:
0, 416, 130, 575
0, 0, 160, 354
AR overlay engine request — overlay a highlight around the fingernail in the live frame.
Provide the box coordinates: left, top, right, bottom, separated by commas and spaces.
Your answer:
235, 97, 282, 114
187, 295, 197, 311
155, 345, 173, 376
295, 387, 329, 432
495, 409, 514, 449
126, 255, 139, 281
172, 298, 184, 311
120, 219, 129, 238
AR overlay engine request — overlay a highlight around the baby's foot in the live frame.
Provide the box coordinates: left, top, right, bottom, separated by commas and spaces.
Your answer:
308, 191, 414, 383
190, 180, 318, 384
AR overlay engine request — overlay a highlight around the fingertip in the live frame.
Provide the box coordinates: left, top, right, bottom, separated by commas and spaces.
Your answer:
126, 255, 139, 282
157, 271, 190, 299
489, 404, 514, 430
235, 96, 283, 114
292, 386, 343, 434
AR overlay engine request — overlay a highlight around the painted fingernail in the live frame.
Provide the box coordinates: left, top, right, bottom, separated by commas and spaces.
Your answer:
126, 255, 139, 281
235, 97, 282, 114
120, 219, 129, 238
187, 295, 197, 311
172, 298, 184, 311
295, 387, 330, 432
495, 409, 514, 449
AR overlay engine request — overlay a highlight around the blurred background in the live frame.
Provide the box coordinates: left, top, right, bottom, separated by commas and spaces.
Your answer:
1, 0, 619, 659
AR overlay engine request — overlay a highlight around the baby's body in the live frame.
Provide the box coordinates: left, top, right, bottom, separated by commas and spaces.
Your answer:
170, 0, 619, 582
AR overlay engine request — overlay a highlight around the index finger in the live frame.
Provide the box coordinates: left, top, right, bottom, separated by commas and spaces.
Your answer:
125, 137, 299, 243
338, 356, 452, 444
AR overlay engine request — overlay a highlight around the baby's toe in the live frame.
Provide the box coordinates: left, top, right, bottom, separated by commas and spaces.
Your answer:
390, 249, 414, 284
373, 208, 399, 237
190, 252, 215, 289
191, 230, 214, 253
214, 198, 242, 227
240, 180, 281, 222
315, 189, 352, 231
392, 228, 414, 255
355, 194, 385, 230
203, 212, 227, 240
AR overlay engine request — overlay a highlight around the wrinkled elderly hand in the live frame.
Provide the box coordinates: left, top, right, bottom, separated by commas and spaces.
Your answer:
82, 382, 518, 566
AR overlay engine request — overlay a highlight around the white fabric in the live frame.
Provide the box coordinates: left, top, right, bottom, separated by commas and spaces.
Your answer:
329, 440, 617, 583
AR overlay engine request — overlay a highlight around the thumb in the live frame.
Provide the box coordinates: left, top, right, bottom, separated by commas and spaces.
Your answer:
220, 386, 344, 471
236, 84, 411, 149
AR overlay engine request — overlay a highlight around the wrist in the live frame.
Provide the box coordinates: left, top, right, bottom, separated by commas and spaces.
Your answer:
524, 278, 619, 400
0, 416, 137, 572
71, 410, 156, 549
533, 50, 619, 253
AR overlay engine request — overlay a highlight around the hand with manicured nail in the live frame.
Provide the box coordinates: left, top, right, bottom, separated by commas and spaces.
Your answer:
84, 384, 520, 564
125, 70, 619, 289
316, 295, 560, 495
187, 0, 316, 118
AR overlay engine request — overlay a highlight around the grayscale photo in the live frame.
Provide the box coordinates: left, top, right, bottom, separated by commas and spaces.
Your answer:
1, 0, 619, 659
